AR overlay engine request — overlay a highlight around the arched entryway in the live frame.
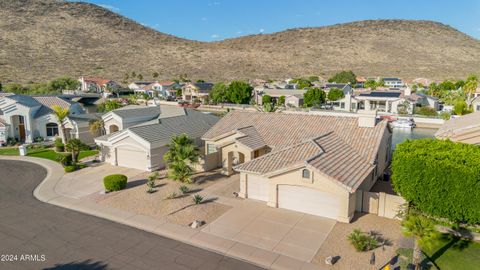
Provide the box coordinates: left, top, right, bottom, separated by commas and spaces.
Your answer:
225, 151, 247, 175
109, 124, 119, 134
11, 115, 26, 142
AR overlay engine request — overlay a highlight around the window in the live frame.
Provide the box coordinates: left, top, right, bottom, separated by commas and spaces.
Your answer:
207, 143, 217, 154
254, 150, 260, 158
477, 104, 480, 111
340, 102, 345, 109
46, 123, 59, 137
302, 169, 310, 179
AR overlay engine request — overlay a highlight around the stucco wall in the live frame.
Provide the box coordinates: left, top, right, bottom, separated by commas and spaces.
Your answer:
149, 145, 169, 171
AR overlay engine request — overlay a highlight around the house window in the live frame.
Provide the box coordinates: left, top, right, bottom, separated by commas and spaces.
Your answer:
46, 123, 59, 137
254, 150, 260, 158
477, 104, 480, 111
207, 143, 217, 154
340, 102, 345, 109
302, 169, 310, 179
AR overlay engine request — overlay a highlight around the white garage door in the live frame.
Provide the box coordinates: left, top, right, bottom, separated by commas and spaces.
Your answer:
278, 185, 340, 219
116, 146, 148, 171
247, 174, 269, 201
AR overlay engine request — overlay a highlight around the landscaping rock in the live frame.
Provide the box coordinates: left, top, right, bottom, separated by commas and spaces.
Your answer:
325, 256, 333, 265
190, 220, 204, 229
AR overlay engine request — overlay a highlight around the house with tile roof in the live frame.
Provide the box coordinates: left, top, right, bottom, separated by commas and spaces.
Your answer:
79, 76, 121, 95
0, 94, 84, 143
435, 111, 480, 145
201, 110, 392, 222
132, 81, 180, 99
94, 105, 219, 171
181, 82, 214, 103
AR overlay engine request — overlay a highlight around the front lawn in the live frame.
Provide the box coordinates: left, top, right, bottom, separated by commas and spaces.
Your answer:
423, 234, 480, 270
0, 147, 99, 162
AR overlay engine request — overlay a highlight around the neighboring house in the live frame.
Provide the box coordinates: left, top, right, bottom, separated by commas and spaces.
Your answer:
254, 87, 307, 106
435, 111, 480, 144
355, 91, 411, 114
0, 118, 9, 145
411, 93, 440, 111
95, 105, 219, 171
133, 81, 180, 98
382, 78, 404, 88
101, 105, 162, 135
0, 94, 84, 143
181, 82, 214, 103
201, 110, 392, 222
285, 94, 304, 107
472, 97, 480, 112
128, 82, 153, 91
63, 113, 103, 145
323, 83, 355, 111
79, 77, 121, 95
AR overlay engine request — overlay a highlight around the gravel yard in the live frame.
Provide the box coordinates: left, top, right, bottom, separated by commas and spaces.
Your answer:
313, 213, 403, 270
95, 170, 232, 227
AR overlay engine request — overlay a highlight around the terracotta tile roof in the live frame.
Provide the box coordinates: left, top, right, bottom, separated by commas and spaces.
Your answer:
158, 81, 176, 86
83, 77, 112, 85
435, 111, 480, 138
235, 126, 267, 150
203, 111, 388, 164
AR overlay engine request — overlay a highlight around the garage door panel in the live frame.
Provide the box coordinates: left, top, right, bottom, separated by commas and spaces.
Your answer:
116, 147, 148, 171
278, 185, 340, 219
247, 175, 269, 201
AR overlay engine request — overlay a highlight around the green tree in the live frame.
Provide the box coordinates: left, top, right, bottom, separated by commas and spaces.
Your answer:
227, 81, 252, 104
402, 213, 438, 270
364, 79, 377, 90
308, 76, 319, 82
88, 118, 105, 137
137, 74, 143, 80
463, 75, 478, 107
210, 83, 228, 104
303, 87, 326, 107
97, 100, 123, 113
376, 78, 385, 87
196, 79, 205, 83
4, 83, 25, 94
65, 139, 89, 164
52, 105, 69, 143
327, 88, 344, 101
262, 95, 272, 104
290, 78, 312, 89
328, 70, 356, 84
414, 107, 437, 117
392, 139, 480, 224
277, 95, 285, 106
163, 134, 200, 184
48, 77, 80, 92
152, 72, 159, 79
453, 100, 470, 115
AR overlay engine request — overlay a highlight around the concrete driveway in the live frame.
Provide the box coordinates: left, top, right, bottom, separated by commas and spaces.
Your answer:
202, 199, 336, 262
55, 163, 147, 199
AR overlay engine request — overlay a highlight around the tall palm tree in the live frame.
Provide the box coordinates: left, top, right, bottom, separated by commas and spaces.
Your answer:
52, 105, 69, 143
463, 75, 478, 107
402, 213, 438, 270
65, 139, 88, 164
88, 118, 105, 137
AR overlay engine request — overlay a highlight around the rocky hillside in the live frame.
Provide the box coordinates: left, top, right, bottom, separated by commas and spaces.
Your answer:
1, 0, 480, 83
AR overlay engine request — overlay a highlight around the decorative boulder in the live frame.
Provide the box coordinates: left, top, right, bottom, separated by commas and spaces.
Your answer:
190, 220, 204, 229
325, 256, 334, 265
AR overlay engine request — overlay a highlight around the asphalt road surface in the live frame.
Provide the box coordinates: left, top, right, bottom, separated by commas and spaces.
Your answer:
0, 160, 263, 270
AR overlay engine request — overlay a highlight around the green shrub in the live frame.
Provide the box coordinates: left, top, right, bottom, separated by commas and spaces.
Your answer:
57, 153, 73, 166
415, 106, 438, 116
64, 165, 77, 173
179, 185, 189, 194
167, 192, 177, 199
347, 229, 379, 252
193, 194, 204, 204
103, 174, 128, 191
54, 138, 64, 152
392, 139, 480, 224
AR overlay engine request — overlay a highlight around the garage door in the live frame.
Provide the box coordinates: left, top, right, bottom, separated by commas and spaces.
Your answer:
116, 146, 148, 171
278, 185, 340, 219
247, 174, 269, 201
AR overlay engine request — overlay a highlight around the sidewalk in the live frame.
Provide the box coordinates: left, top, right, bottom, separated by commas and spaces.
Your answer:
0, 156, 325, 270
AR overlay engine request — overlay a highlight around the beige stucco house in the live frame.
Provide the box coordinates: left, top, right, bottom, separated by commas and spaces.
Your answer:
95, 105, 218, 171
181, 82, 214, 103
435, 111, 480, 145
201, 110, 392, 222
0, 94, 84, 143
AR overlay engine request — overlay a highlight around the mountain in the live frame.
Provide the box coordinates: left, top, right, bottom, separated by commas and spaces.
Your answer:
1, 0, 480, 84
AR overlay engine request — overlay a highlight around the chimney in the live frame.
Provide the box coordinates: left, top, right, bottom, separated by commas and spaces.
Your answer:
357, 110, 377, 128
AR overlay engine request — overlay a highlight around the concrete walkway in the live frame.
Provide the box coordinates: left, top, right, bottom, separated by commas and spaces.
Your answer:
1, 156, 326, 270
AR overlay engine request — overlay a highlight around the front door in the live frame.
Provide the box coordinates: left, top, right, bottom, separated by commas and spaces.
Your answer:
18, 116, 26, 142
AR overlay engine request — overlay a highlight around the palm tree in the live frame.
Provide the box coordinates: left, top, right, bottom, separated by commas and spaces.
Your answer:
256, 102, 282, 113
402, 213, 438, 270
463, 75, 478, 107
65, 139, 88, 164
52, 105, 69, 143
88, 118, 105, 137
164, 134, 199, 183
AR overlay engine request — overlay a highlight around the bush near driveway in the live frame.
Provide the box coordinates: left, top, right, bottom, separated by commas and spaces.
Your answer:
104, 174, 128, 191
347, 229, 379, 252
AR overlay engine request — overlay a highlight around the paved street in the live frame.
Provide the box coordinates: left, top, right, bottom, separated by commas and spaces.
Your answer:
0, 160, 263, 270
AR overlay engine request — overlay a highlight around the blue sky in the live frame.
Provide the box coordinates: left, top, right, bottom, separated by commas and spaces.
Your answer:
79, 0, 480, 41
